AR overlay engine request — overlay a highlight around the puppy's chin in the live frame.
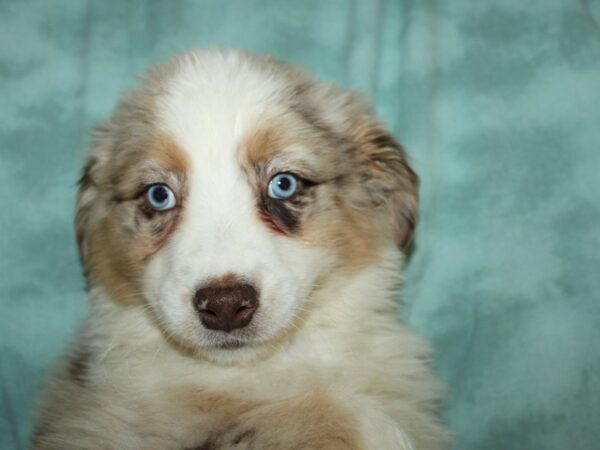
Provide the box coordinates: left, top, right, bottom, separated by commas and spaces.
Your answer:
197, 340, 275, 366
180, 330, 291, 366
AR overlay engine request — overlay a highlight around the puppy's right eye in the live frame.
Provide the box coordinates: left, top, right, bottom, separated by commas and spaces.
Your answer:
146, 184, 176, 211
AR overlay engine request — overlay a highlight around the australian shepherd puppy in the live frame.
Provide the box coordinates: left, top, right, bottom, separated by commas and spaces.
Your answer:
33, 50, 446, 450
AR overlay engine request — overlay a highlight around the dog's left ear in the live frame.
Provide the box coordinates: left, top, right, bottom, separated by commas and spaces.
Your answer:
352, 123, 419, 250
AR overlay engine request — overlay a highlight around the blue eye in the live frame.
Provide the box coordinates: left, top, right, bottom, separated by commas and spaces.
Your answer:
146, 184, 176, 211
268, 173, 299, 200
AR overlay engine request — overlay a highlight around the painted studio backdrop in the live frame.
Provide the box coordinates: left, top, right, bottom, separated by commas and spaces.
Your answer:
1, 1, 599, 449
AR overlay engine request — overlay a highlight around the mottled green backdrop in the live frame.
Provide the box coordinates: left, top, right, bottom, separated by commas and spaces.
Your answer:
1, 1, 599, 449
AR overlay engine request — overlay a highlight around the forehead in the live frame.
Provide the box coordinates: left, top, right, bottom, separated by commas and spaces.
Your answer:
155, 55, 294, 168
148, 56, 350, 186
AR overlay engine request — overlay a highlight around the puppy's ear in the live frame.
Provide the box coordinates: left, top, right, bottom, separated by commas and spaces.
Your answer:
75, 124, 113, 265
353, 123, 419, 250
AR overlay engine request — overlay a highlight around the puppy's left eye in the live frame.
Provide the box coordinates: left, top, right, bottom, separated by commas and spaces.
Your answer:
146, 184, 176, 211
268, 173, 298, 200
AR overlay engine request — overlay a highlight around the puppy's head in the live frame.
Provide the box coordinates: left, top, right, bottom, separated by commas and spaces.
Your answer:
76, 50, 418, 361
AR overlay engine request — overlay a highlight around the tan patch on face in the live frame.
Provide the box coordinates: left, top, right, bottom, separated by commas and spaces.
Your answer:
244, 126, 288, 169
144, 133, 190, 174
302, 200, 382, 272
86, 213, 152, 304
76, 133, 190, 304
111, 134, 191, 199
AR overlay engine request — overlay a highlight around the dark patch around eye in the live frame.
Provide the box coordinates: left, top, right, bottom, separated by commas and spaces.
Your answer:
262, 199, 300, 233
256, 174, 321, 234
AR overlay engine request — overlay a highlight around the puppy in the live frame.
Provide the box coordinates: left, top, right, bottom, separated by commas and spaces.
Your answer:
33, 50, 446, 450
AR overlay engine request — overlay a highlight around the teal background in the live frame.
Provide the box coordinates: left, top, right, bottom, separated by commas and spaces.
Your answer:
1, 1, 600, 448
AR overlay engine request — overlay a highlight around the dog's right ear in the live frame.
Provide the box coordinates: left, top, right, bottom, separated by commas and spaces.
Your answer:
75, 124, 113, 266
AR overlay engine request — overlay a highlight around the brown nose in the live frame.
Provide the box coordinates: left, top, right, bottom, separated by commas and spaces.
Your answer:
194, 283, 259, 332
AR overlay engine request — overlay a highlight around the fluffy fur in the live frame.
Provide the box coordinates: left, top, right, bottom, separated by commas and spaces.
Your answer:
33, 50, 447, 449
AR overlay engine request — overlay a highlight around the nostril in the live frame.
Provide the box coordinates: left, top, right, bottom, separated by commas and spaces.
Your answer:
234, 303, 254, 320
236, 303, 251, 313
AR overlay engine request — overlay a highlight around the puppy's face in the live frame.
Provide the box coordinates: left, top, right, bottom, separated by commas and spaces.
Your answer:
76, 51, 418, 361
